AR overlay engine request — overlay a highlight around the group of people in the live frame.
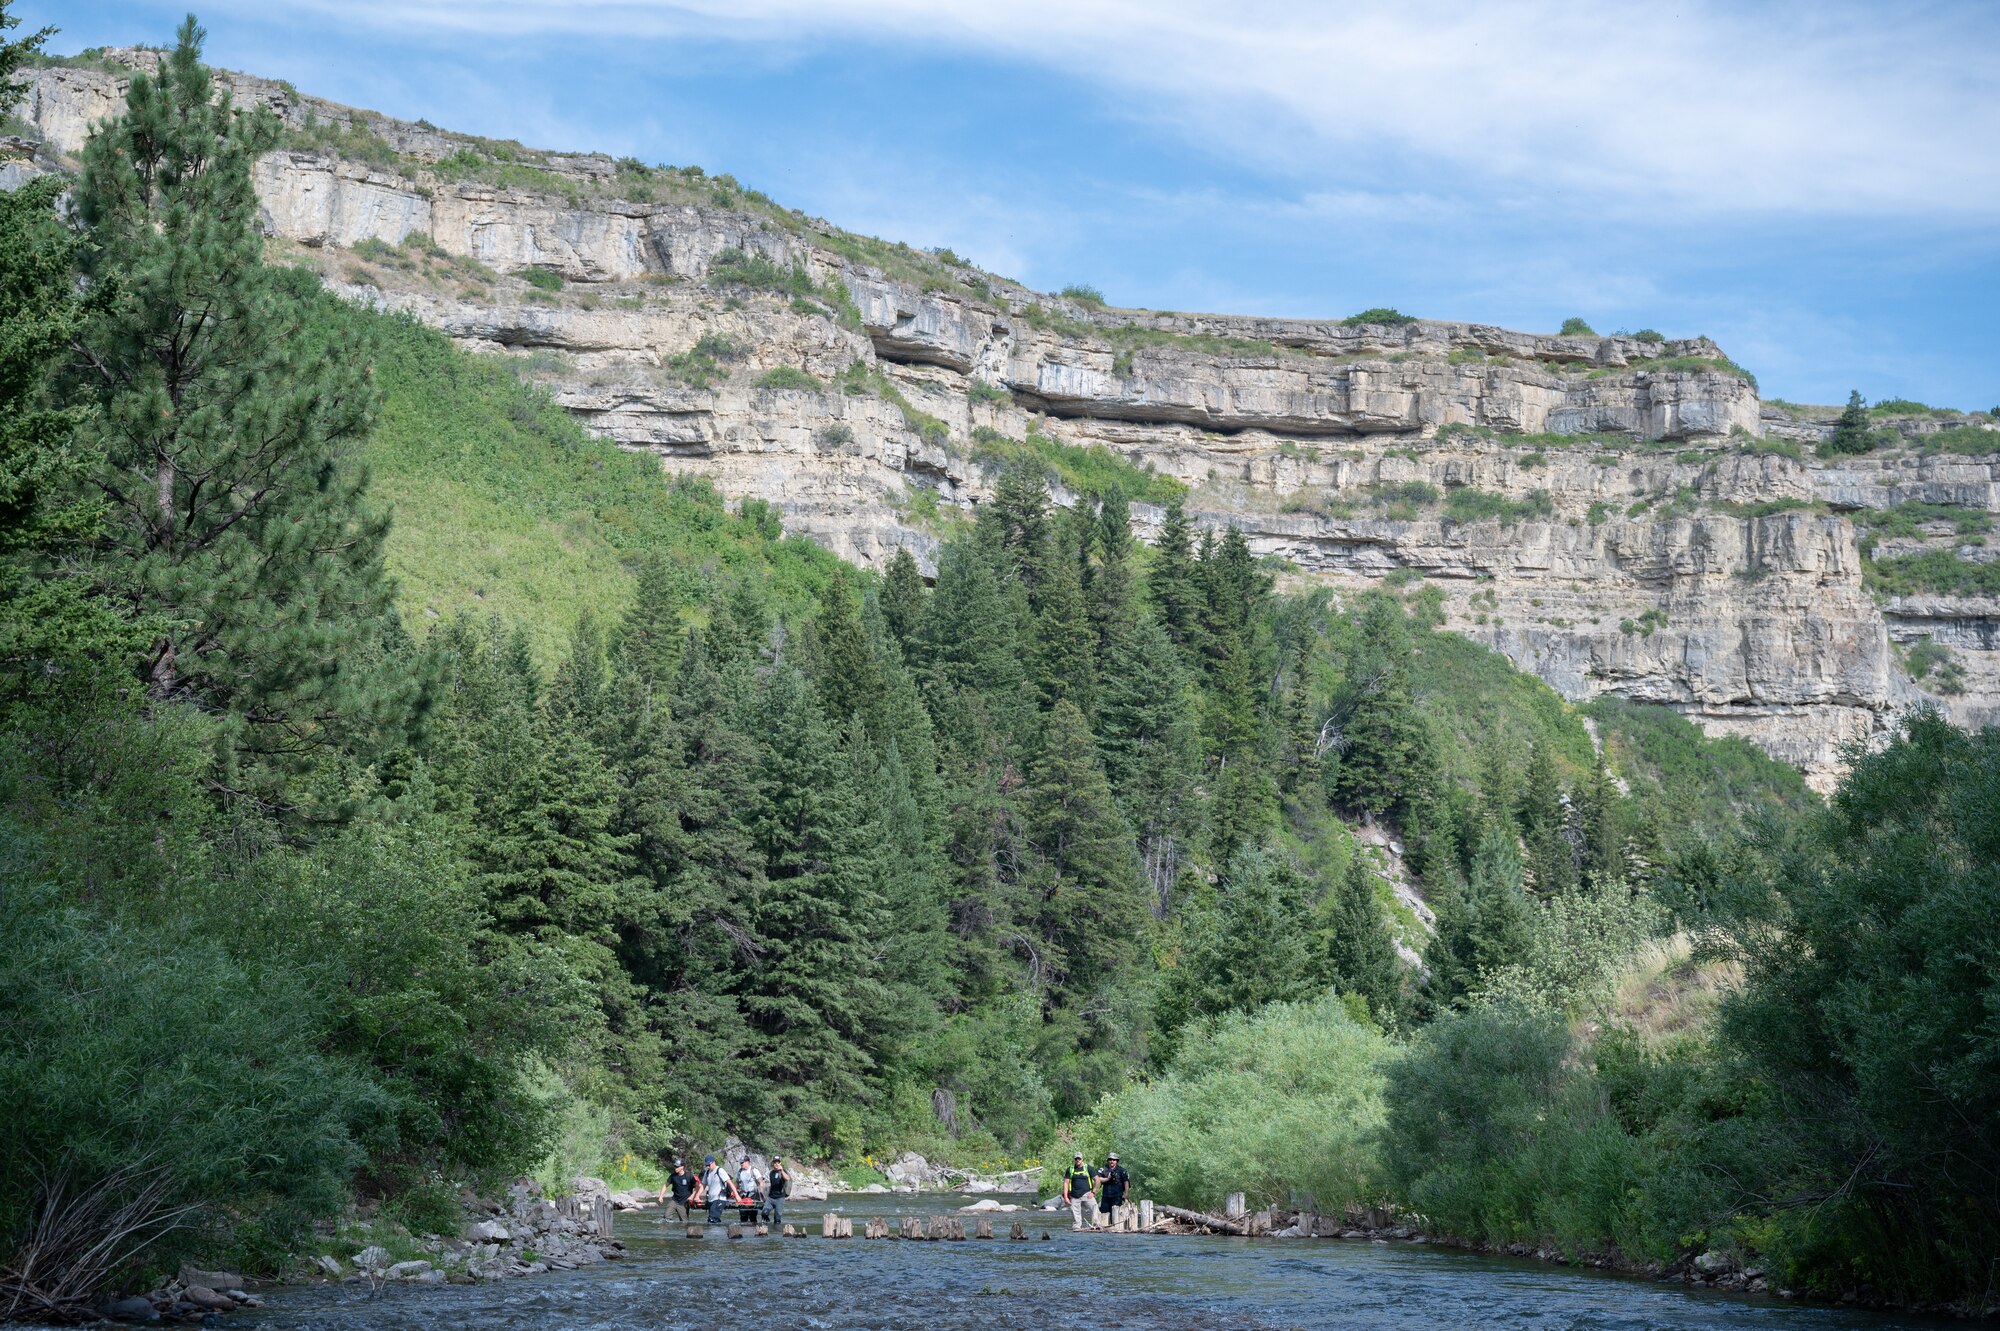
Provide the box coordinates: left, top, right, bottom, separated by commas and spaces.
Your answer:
1059, 1152, 1129, 1230
653, 1148, 1128, 1235
656, 1154, 792, 1228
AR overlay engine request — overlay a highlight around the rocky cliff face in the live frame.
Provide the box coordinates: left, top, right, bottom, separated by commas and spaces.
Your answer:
17, 54, 1999, 786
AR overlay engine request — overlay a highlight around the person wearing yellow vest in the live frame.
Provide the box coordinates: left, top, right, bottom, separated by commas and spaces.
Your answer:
1061, 1153, 1097, 1231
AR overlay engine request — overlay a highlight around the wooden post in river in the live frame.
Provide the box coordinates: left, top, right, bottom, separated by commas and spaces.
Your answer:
1139, 1200, 1154, 1231
1224, 1192, 1246, 1221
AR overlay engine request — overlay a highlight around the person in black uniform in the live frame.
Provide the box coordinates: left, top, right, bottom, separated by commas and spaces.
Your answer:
1096, 1153, 1128, 1226
762, 1158, 791, 1229
657, 1159, 697, 1222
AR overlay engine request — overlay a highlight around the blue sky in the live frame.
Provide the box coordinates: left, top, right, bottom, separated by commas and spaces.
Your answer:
39, 0, 2000, 410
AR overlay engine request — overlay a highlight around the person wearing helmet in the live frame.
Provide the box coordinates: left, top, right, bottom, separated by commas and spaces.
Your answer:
1061, 1153, 1097, 1231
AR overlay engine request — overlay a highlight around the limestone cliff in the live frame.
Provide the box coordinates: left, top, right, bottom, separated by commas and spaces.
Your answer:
16, 53, 1999, 785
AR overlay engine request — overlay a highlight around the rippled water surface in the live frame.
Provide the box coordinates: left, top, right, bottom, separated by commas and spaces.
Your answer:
257, 1195, 1938, 1331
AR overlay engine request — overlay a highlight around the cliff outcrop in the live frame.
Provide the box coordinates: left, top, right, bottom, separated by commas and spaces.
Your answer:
15, 54, 1998, 785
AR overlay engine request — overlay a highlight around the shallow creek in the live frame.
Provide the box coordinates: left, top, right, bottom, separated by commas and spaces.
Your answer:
255, 1193, 1943, 1331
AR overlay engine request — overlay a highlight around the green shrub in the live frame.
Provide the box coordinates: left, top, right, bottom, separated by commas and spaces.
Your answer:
1342, 307, 1416, 327
756, 366, 820, 392
283, 114, 403, 170
969, 426, 1183, 504
967, 378, 1011, 405
1443, 488, 1554, 524
1854, 501, 1991, 539
1864, 548, 2000, 597
0, 877, 377, 1281
523, 267, 564, 292
1586, 501, 1612, 526
1610, 355, 1758, 388
1559, 317, 1597, 337
1380, 1004, 1706, 1261
1869, 397, 1935, 416
1912, 423, 2000, 457
1632, 328, 1665, 344
1058, 283, 1105, 305
664, 334, 747, 389
1081, 997, 1391, 1213
1900, 636, 1966, 694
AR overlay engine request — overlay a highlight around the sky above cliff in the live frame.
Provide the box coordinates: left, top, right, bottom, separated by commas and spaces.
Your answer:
42, 0, 2000, 411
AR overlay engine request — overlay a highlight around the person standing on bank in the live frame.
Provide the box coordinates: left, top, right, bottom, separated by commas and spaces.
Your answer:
657, 1158, 696, 1222
1096, 1153, 1128, 1226
1062, 1153, 1097, 1231
762, 1158, 791, 1229
700, 1155, 736, 1224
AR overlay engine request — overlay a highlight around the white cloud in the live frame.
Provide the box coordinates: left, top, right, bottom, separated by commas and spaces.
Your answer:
206, 0, 2000, 221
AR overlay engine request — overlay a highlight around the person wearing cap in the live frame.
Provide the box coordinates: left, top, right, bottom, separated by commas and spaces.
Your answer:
1061, 1154, 1097, 1231
657, 1158, 697, 1222
734, 1157, 763, 1225
761, 1157, 791, 1229
699, 1154, 737, 1224
1096, 1153, 1129, 1227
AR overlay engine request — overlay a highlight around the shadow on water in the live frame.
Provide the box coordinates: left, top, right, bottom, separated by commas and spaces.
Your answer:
253, 1195, 1950, 1331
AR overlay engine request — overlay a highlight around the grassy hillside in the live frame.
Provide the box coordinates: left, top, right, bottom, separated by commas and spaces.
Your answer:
1585, 695, 1813, 830
298, 275, 841, 666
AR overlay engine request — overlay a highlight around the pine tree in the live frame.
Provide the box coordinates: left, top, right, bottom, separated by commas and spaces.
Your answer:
879, 546, 927, 649
739, 665, 890, 1126
1327, 595, 1424, 815
867, 740, 953, 1043
805, 572, 882, 735
1324, 851, 1404, 1024
0, 164, 124, 709
1096, 613, 1201, 911
990, 460, 1054, 597
72, 20, 414, 771
1088, 486, 1135, 664
1420, 821, 1533, 1017
1172, 847, 1321, 1024
1518, 740, 1577, 897
476, 708, 641, 940
611, 553, 684, 687
1023, 700, 1150, 1007
1148, 496, 1206, 661
1822, 390, 1873, 457
1033, 524, 1097, 714
1574, 751, 1631, 886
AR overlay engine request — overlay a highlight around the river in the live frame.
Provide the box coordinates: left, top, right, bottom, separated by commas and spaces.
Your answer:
254, 1194, 1940, 1331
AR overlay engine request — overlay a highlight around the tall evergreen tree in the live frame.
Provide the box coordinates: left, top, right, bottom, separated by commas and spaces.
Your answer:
990, 460, 1054, 597
1096, 613, 1202, 912
1033, 524, 1097, 715
1168, 847, 1321, 1028
72, 21, 415, 772
879, 546, 927, 649
805, 572, 883, 736
1323, 851, 1404, 1024
1148, 495, 1206, 661
739, 665, 890, 1129
1518, 740, 1577, 897
0, 169, 121, 709
1022, 700, 1150, 1007
1420, 821, 1533, 1017
1087, 486, 1136, 663
611, 553, 684, 688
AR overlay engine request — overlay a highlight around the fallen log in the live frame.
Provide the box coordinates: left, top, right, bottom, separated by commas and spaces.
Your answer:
1153, 1203, 1251, 1235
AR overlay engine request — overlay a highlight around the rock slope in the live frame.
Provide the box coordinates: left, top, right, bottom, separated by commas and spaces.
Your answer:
15, 53, 1999, 785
